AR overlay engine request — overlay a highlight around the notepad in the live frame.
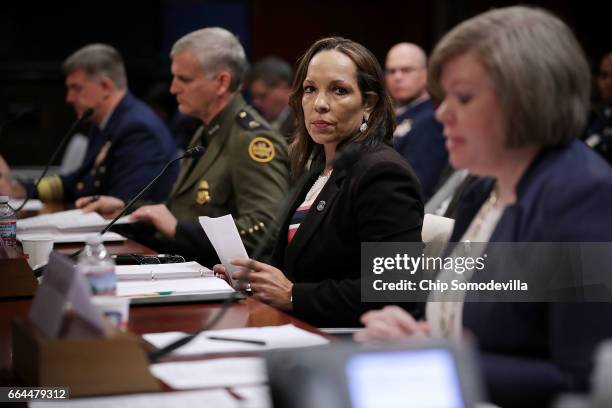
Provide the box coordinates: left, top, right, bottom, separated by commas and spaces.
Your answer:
143, 324, 329, 356
9, 198, 43, 211
150, 357, 268, 389
115, 261, 235, 298
115, 262, 214, 281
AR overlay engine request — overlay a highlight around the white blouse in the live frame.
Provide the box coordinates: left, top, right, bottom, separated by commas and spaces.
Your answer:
426, 189, 505, 341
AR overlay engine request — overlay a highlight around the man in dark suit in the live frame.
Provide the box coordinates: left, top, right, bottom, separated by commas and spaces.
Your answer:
0, 44, 178, 203
247, 57, 295, 141
386, 42, 447, 199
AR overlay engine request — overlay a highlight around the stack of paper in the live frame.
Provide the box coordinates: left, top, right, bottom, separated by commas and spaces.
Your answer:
18, 209, 132, 232
232, 385, 273, 408
143, 324, 329, 356
29, 389, 240, 408
18, 231, 126, 243
117, 277, 234, 298
9, 198, 44, 211
17, 209, 132, 243
115, 262, 214, 281
150, 357, 267, 389
115, 261, 234, 299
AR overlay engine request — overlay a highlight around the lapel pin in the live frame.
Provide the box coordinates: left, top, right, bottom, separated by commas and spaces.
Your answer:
316, 200, 326, 211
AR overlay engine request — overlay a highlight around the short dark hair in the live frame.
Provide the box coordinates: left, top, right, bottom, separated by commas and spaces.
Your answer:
289, 37, 395, 177
248, 56, 293, 87
62, 43, 127, 89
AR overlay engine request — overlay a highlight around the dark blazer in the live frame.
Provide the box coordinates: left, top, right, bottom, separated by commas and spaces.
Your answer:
393, 99, 447, 200
451, 140, 612, 407
270, 143, 424, 327
26, 92, 179, 202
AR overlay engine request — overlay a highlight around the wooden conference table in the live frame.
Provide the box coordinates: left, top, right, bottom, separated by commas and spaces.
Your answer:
0, 202, 330, 402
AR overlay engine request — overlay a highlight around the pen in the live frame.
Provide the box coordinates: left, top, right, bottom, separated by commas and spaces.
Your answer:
206, 336, 266, 346
88, 195, 101, 205
138, 291, 174, 296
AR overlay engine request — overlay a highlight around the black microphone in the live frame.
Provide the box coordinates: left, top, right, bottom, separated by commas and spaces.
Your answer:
13, 108, 94, 212
147, 143, 363, 362
180, 145, 205, 159
65, 146, 205, 259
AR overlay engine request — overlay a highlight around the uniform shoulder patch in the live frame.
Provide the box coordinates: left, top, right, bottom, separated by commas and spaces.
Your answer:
248, 136, 276, 163
237, 110, 270, 132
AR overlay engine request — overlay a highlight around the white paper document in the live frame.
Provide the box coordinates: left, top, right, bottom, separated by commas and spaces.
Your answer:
9, 198, 43, 211
143, 324, 329, 356
17, 231, 126, 243
232, 385, 273, 408
199, 215, 249, 285
151, 357, 267, 389
117, 277, 234, 297
17, 209, 132, 233
115, 261, 214, 281
29, 389, 239, 408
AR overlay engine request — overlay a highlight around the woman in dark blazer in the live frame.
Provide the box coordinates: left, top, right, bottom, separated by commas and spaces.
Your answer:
355, 6, 612, 407
214, 37, 424, 327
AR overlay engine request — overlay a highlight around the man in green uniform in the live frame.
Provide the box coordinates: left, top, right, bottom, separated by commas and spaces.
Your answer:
78, 27, 289, 263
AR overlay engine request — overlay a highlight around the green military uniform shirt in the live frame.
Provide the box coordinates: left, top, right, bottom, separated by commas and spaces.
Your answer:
168, 94, 290, 256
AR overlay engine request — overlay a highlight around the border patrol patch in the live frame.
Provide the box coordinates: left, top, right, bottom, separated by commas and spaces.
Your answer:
248, 137, 275, 163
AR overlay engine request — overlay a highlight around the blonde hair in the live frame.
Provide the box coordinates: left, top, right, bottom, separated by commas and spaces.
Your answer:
429, 6, 590, 147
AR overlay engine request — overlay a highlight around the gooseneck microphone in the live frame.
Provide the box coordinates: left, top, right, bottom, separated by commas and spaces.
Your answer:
148, 143, 363, 362
14, 108, 95, 212
66, 145, 205, 259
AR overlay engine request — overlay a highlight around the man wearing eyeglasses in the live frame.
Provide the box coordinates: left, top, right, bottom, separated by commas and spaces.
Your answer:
385, 42, 447, 199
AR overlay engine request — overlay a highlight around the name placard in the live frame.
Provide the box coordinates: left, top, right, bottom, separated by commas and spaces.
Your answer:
29, 252, 106, 338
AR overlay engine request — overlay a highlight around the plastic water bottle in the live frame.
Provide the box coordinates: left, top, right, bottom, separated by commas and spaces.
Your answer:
0, 196, 17, 247
77, 235, 116, 295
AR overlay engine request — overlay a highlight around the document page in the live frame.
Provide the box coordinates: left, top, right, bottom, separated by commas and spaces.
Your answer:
29, 389, 239, 408
143, 324, 329, 356
150, 357, 267, 389
117, 277, 234, 297
199, 215, 249, 285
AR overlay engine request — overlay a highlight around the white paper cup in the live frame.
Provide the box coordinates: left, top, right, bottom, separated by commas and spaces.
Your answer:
21, 237, 54, 270
91, 296, 130, 330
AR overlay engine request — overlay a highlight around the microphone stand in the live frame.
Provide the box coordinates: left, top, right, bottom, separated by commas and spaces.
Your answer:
14, 108, 94, 212
31, 146, 204, 277
69, 146, 205, 258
